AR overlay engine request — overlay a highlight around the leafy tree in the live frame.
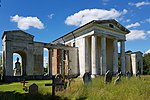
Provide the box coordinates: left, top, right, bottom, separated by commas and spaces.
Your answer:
143, 53, 150, 74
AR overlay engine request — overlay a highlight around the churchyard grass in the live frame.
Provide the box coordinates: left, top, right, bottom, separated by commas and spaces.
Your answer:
0, 76, 150, 100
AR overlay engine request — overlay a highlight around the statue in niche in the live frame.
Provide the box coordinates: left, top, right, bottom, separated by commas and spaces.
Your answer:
14, 57, 21, 76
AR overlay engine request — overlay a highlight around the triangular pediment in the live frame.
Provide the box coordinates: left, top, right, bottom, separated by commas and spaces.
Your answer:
94, 19, 130, 34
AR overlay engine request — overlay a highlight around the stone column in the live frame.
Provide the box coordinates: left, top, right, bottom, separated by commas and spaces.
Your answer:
91, 35, 97, 77
48, 49, 53, 76
101, 36, 106, 75
61, 49, 64, 76
85, 37, 90, 72
113, 39, 118, 74
120, 41, 126, 74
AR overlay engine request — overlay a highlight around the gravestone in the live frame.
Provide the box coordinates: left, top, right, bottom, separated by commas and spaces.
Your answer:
29, 83, 38, 95
126, 71, 130, 79
83, 72, 91, 85
104, 70, 112, 84
136, 70, 141, 78
54, 74, 65, 92
114, 72, 121, 85
45, 75, 65, 98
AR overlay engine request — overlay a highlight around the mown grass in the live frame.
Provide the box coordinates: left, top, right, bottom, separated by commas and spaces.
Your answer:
0, 76, 150, 100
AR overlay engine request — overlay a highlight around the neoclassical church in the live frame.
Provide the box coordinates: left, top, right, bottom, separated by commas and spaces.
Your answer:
1, 19, 143, 82
52, 19, 130, 77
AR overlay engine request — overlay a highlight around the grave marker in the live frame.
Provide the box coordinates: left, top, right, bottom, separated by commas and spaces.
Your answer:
29, 83, 38, 95
83, 72, 91, 85
20, 80, 28, 91
45, 75, 64, 98
104, 70, 112, 84
114, 72, 121, 85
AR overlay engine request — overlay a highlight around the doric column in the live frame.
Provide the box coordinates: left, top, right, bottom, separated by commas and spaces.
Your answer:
48, 49, 53, 76
101, 36, 106, 75
113, 39, 118, 74
120, 41, 126, 74
91, 35, 97, 77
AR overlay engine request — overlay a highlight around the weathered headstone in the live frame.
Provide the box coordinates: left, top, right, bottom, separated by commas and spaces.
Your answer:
54, 74, 65, 92
126, 71, 130, 79
45, 75, 65, 98
104, 70, 112, 84
29, 83, 38, 95
83, 72, 91, 85
136, 70, 141, 78
114, 72, 122, 85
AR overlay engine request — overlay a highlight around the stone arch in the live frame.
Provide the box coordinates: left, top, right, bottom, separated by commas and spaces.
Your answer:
2, 30, 44, 81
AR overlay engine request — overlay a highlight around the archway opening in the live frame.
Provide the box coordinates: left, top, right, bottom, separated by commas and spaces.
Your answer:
13, 51, 27, 76
13, 53, 22, 76
43, 48, 48, 75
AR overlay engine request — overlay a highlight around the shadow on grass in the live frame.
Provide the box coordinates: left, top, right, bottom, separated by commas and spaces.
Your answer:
76, 97, 87, 100
0, 91, 68, 100
0, 82, 12, 85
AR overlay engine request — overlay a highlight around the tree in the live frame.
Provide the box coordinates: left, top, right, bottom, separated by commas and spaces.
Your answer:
143, 53, 150, 74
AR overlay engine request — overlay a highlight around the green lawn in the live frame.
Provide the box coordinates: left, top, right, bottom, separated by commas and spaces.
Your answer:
0, 76, 150, 100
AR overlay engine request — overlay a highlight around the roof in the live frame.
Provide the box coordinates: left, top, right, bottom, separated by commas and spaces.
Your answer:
52, 19, 130, 43
2, 30, 34, 39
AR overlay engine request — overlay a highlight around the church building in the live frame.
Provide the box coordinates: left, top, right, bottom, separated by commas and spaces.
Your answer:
52, 19, 130, 77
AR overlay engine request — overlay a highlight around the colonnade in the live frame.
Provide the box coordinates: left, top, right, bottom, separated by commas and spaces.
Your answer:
86, 35, 126, 76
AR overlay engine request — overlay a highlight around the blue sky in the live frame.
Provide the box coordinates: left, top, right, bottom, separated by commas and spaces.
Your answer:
0, 0, 150, 65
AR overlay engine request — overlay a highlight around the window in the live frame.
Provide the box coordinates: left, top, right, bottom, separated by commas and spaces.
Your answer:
73, 42, 75, 47
109, 24, 114, 28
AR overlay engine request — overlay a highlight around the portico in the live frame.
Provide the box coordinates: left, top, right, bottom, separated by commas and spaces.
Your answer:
84, 35, 125, 76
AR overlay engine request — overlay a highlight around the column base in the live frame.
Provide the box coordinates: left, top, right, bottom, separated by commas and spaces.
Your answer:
91, 75, 96, 78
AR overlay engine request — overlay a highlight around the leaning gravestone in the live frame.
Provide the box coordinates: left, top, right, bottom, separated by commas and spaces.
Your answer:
114, 72, 121, 85
54, 74, 65, 92
104, 70, 112, 84
29, 83, 38, 95
83, 72, 91, 85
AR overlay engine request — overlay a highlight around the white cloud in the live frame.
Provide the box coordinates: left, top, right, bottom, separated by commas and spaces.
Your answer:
48, 13, 54, 19
126, 30, 146, 41
145, 49, 150, 54
0, 51, 2, 54
147, 31, 150, 34
126, 19, 131, 22
10, 15, 44, 30
65, 8, 127, 26
128, 1, 150, 7
146, 18, 150, 23
126, 22, 140, 29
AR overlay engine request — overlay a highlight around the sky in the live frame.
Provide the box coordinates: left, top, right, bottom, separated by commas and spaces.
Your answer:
0, 0, 150, 66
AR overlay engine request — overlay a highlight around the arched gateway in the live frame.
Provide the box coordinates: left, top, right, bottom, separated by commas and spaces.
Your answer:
2, 30, 79, 82
2, 30, 44, 81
